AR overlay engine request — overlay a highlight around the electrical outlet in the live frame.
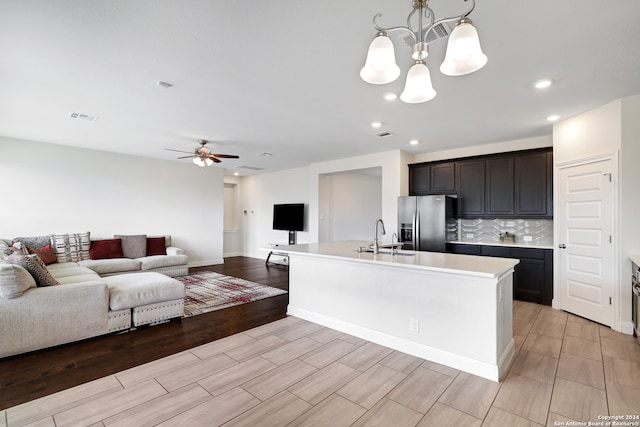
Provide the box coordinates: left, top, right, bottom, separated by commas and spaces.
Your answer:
523, 235, 533, 242
409, 318, 420, 333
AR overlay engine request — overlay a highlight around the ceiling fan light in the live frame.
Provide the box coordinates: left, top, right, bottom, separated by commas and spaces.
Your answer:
193, 157, 205, 167
360, 32, 401, 84
400, 61, 436, 104
205, 157, 214, 166
440, 18, 487, 76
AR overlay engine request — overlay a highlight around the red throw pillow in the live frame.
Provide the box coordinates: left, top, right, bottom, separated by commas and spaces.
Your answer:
27, 244, 58, 265
90, 239, 124, 260
146, 237, 167, 256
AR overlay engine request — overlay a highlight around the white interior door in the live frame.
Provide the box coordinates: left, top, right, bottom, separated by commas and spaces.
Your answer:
558, 159, 614, 326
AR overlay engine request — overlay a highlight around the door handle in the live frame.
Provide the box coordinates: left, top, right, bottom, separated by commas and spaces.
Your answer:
559, 243, 567, 249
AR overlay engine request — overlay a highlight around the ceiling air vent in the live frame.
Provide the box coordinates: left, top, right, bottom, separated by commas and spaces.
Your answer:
68, 112, 99, 122
236, 166, 264, 171
377, 131, 394, 138
401, 21, 453, 48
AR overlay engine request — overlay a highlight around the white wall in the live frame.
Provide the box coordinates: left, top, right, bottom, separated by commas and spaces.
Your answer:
413, 135, 552, 163
553, 101, 622, 164
318, 169, 382, 242
552, 95, 640, 333
620, 95, 640, 329
240, 167, 311, 258
0, 137, 225, 266
238, 150, 412, 258
223, 178, 243, 257
309, 150, 411, 244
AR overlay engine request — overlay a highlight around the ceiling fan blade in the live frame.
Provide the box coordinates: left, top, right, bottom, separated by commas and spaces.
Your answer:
165, 148, 193, 154
177, 155, 194, 159
212, 154, 240, 159
208, 156, 222, 163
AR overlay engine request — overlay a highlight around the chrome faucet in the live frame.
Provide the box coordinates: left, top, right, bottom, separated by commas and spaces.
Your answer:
391, 232, 398, 256
373, 218, 386, 254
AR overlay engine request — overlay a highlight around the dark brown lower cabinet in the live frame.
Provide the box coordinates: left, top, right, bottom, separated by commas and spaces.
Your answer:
447, 243, 553, 305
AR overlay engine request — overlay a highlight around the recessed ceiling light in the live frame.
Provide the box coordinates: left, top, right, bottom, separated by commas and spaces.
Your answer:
546, 115, 560, 122
257, 152, 273, 157
410, 139, 420, 146
156, 81, 173, 88
534, 79, 552, 89
233, 172, 239, 176
371, 121, 382, 128
383, 93, 397, 101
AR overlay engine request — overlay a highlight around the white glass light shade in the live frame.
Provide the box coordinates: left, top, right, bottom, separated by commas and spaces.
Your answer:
360, 33, 401, 84
204, 157, 214, 166
400, 61, 436, 104
440, 19, 487, 76
193, 157, 205, 167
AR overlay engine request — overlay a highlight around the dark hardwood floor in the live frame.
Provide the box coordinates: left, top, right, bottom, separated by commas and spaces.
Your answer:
0, 257, 289, 411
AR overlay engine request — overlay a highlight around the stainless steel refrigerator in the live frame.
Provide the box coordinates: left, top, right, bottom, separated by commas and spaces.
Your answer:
398, 195, 458, 252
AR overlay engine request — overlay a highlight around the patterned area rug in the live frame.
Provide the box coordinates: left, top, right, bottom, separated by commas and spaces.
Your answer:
179, 272, 288, 318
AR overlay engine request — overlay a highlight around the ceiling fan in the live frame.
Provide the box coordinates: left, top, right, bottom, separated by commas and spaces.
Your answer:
165, 140, 239, 167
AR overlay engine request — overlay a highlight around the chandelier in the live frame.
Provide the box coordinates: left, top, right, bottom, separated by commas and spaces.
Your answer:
360, 0, 487, 103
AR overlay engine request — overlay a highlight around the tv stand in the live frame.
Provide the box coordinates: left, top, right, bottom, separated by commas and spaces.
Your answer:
266, 243, 289, 267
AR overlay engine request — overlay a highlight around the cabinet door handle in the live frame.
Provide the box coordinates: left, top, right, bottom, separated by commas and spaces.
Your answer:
559, 243, 567, 249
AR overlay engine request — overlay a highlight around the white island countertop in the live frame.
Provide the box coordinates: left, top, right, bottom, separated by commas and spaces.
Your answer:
271, 240, 519, 279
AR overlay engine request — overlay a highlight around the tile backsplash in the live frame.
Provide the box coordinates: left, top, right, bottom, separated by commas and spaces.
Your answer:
458, 218, 553, 246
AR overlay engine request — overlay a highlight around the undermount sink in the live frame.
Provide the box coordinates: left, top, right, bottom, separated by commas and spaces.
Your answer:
357, 248, 416, 257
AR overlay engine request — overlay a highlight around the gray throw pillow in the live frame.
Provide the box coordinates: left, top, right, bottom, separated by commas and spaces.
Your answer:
12, 235, 51, 249
7, 253, 60, 287
0, 263, 37, 298
114, 234, 147, 259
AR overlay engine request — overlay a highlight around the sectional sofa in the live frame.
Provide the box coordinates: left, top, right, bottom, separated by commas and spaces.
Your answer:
0, 233, 189, 359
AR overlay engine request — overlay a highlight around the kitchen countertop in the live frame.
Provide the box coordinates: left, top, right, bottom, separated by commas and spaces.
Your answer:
630, 255, 640, 266
270, 240, 519, 279
448, 240, 555, 250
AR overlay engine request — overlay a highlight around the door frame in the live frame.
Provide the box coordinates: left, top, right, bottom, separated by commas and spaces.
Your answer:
554, 151, 621, 331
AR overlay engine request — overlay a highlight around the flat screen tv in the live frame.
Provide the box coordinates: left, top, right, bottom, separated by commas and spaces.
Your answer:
273, 203, 304, 231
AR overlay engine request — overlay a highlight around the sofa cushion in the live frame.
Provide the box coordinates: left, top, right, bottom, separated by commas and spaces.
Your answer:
90, 239, 124, 260
114, 235, 147, 259
138, 254, 188, 270
50, 232, 91, 263
48, 264, 97, 279
7, 254, 60, 287
146, 237, 167, 256
78, 258, 142, 275
27, 243, 57, 265
103, 272, 185, 310
56, 274, 105, 285
0, 263, 36, 298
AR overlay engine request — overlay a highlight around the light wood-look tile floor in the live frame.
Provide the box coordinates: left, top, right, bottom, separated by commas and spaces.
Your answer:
3, 301, 640, 426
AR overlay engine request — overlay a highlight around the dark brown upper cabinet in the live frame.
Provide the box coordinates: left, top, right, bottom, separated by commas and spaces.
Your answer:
457, 159, 485, 217
515, 151, 551, 217
429, 162, 456, 193
409, 163, 430, 195
408, 148, 552, 218
486, 156, 515, 216
409, 161, 456, 195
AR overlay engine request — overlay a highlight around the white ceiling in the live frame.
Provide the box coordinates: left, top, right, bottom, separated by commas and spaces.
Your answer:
1, 1, 639, 175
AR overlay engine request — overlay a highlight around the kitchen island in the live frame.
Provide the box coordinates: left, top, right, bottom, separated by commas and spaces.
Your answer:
272, 240, 519, 381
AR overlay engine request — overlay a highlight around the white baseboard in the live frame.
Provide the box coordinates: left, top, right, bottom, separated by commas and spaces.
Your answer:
287, 305, 506, 382
223, 252, 243, 258
619, 321, 635, 335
